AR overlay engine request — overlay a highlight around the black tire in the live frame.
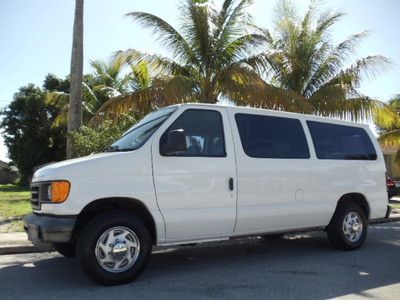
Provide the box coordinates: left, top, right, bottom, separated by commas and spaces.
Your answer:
53, 242, 76, 258
327, 203, 368, 251
77, 211, 152, 285
260, 233, 284, 240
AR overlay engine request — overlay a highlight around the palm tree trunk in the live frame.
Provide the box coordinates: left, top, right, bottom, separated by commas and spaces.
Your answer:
67, 0, 84, 158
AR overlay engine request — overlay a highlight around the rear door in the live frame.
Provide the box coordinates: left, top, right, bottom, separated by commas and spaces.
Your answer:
151, 107, 237, 242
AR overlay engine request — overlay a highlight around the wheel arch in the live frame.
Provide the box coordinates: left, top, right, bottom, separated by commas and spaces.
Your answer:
71, 197, 157, 244
332, 193, 370, 221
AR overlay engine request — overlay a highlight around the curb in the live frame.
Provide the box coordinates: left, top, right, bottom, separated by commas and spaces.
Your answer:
0, 232, 52, 255
0, 244, 44, 255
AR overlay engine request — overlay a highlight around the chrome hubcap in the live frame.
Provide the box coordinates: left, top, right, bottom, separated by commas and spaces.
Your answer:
342, 212, 363, 243
95, 226, 140, 273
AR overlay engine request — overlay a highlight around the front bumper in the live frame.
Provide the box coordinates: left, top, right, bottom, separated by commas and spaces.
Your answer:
23, 213, 76, 246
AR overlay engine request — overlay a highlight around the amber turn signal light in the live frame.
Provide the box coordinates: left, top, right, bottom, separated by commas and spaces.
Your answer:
51, 181, 70, 203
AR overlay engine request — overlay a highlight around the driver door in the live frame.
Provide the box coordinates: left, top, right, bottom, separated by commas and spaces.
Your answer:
151, 107, 237, 242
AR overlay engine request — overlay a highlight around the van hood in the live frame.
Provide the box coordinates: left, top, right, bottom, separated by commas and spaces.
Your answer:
32, 152, 137, 182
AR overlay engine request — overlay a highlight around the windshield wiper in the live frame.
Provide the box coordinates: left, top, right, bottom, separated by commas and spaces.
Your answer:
104, 145, 137, 152
104, 145, 121, 152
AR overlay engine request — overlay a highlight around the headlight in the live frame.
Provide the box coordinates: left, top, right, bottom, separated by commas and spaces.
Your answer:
48, 181, 70, 203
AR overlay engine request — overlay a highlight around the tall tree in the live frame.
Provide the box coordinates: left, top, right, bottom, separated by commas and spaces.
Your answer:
97, 0, 281, 116
46, 74, 98, 128
257, 0, 390, 120
93, 60, 155, 123
67, 0, 84, 158
375, 95, 400, 163
0, 85, 66, 186
46, 58, 140, 127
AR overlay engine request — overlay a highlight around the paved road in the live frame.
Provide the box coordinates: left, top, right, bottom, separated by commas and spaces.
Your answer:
0, 223, 400, 300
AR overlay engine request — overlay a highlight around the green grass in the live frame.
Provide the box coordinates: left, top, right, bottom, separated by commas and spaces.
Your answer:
0, 184, 31, 232
390, 203, 400, 210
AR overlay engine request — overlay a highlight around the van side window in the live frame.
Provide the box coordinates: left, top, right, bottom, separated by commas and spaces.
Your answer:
235, 114, 310, 159
307, 121, 377, 160
161, 109, 226, 157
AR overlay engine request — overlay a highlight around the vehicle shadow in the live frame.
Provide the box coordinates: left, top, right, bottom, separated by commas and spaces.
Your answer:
0, 223, 399, 299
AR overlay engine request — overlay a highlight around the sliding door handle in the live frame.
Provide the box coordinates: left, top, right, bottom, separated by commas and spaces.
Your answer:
229, 178, 234, 191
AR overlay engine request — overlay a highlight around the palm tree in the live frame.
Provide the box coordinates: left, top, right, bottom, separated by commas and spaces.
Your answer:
375, 95, 400, 162
46, 76, 97, 127
92, 60, 154, 123
67, 0, 84, 158
47, 57, 135, 127
256, 0, 390, 121
97, 0, 299, 116
90, 57, 131, 107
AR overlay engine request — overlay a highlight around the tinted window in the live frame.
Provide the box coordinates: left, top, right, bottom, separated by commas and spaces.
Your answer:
235, 114, 310, 159
307, 121, 377, 160
161, 109, 226, 157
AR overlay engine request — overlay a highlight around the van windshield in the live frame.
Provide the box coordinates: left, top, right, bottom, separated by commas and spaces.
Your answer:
104, 106, 178, 152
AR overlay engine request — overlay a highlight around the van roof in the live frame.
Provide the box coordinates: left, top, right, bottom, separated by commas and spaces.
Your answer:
167, 103, 370, 128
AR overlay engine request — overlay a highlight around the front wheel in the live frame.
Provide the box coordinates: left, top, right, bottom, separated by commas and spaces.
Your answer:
327, 203, 368, 251
77, 212, 152, 285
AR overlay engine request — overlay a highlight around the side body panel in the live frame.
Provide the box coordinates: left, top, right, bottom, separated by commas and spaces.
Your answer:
302, 120, 387, 220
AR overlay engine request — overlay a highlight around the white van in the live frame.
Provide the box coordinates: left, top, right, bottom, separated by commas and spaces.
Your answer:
24, 103, 388, 285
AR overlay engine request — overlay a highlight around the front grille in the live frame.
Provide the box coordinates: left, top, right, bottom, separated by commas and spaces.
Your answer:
30, 185, 40, 210
30, 183, 51, 210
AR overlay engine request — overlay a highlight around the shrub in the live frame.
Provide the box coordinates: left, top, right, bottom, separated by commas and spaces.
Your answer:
70, 117, 136, 157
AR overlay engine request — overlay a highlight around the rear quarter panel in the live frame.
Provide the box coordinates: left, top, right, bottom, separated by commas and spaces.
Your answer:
303, 118, 387, 221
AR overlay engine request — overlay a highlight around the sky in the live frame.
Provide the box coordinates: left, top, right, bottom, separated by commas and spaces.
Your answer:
0, 0, 399, 162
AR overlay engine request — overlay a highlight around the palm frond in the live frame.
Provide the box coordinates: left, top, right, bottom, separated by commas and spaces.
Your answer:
304, 31, 369, 96
91, 89, 155, 125
375, 105, 400, 130
128, 61, 152, 90
53, 108, 69, 128
310, 86, 377, 121
92, 75, 197, 125
222, 34, 267, 64
217, 63, 312, 113
328, 55, 391, 89
126, 11, 196, 64
115, 49, 194, 78
90, 60, 110, 81
315, 11, 345, 35
378, 130, 400, 147
214, 0, 253, 43
92, 85, 121, 100
46, 91, 69, 109
154, 75, 198, 104
181, 0, 212, 75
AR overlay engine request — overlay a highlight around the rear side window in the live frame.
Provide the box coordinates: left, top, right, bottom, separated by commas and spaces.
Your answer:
307, 121, 377, 160
235, 114, 310, 159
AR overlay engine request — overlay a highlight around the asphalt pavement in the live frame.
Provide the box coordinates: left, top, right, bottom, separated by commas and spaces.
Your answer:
0, 222, 399, 300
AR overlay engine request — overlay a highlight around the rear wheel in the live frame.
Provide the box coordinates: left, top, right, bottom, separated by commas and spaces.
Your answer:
53, 242, 76, 258
77, 212, 152, 285
327, 203, 368, 250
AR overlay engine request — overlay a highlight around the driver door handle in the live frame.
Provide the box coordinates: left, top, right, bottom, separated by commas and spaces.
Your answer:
229, 178, 234, 191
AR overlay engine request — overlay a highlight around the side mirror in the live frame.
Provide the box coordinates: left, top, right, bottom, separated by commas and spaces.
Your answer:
162, 129, 187, 156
